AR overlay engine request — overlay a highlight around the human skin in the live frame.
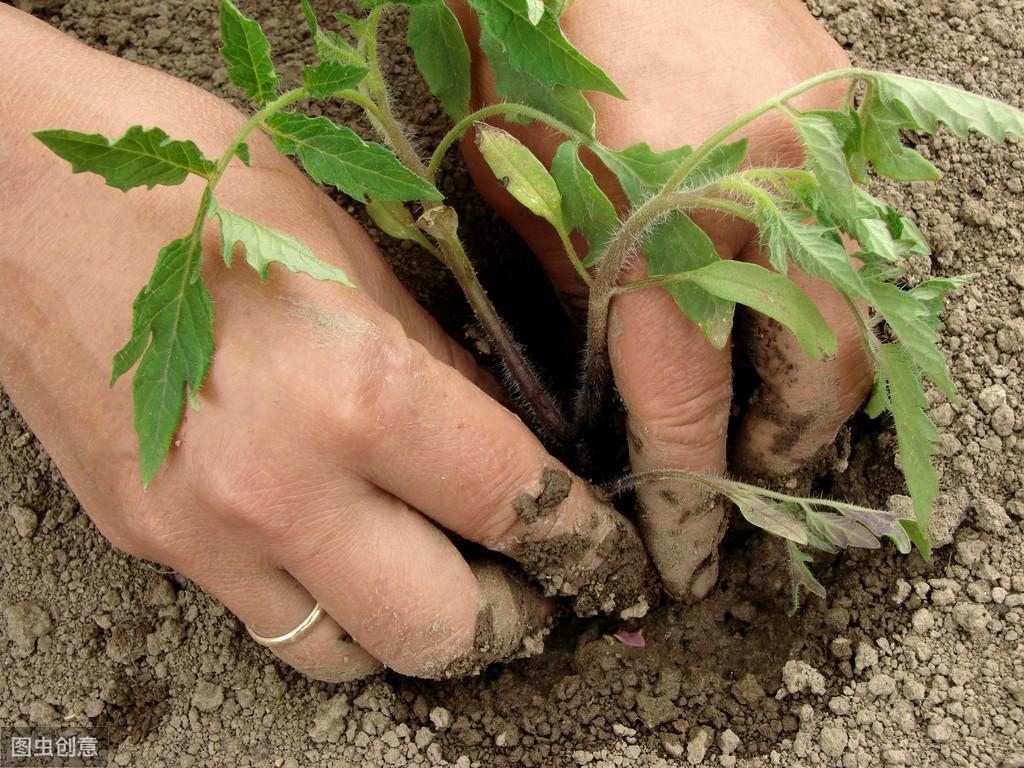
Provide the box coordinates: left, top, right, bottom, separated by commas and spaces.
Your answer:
452, 0, 874, 600
0, 0, 872, 681
0, 6, 654, 682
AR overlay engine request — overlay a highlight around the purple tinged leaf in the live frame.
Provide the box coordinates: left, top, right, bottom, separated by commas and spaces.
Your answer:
734, 494, 809, 545
613, 631, 646, 648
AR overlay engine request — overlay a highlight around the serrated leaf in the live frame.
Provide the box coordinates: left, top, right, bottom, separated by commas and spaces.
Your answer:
643, 213, 735, 350
874, 72, 1024, 144
207, 197, 354, 286
480, 32, 595, 136
787, 541, 826, 611
34, 126, 216, 191
301, 0, 362, 66
264, 112, 442, 202
475, 124, 566, 231
550, 142, 618, 266
408, 3, 472, 121
878, 343, 940, 559
909, 276, 974, 328
593, 142, 693, 205
235, 141, 252, 166
864, 374, 889, 418
751, 198, 865, 297
301, 60, 367, 99
859, 88, 941, 182
111, 235, 214, 485
794, 112, 857, 213
825, 504, 913, 554
682, 260, 837, 360
468, 0, 623, 97
867, 279, 956, 399
804, 508, 881, 551
219, 0, 280, 106
734, 494, 809, 545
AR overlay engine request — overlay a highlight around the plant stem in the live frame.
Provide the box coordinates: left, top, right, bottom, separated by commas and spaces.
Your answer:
573, 68, 872, 427
187, 86, 310, 264
354, 9, 570, 442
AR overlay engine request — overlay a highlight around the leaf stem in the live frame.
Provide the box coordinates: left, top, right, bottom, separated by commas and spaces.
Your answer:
426, 102, 592, 181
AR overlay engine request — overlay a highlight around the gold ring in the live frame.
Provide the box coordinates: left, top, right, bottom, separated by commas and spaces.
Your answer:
246, 602, 324, 648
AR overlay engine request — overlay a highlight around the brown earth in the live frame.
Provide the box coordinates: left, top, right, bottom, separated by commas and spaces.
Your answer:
2, 1, 1023, 766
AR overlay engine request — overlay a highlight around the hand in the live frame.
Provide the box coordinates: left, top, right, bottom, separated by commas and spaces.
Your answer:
0, 8, 652, 681
455, 0, 874, 599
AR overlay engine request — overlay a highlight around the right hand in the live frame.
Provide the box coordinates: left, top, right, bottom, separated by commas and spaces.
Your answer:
0, 7, 652, 682
453, 0, 874, 601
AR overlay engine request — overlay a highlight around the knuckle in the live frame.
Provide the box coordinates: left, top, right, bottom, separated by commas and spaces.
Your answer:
196, 455, 306, 541
326, 318, 421, 445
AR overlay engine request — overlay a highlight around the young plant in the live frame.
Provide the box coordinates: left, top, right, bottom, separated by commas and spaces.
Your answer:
35, 0, 1024, 608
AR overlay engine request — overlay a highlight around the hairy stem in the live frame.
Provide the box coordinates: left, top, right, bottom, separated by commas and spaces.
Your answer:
574, 68, 872, 426
426, 102, 593, 181
357, 10, 570, 442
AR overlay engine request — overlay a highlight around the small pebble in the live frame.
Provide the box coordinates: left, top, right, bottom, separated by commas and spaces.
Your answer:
8, 504, 38, 539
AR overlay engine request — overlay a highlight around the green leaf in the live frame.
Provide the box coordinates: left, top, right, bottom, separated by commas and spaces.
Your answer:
681, 260, 837, 360
407, 4, 472, 121
909, 276, 974, 328
366, 199, 422, 241
301, 60, 368, 99
593, 142, 693, 205
859, 88, 941, 182
679, 140, 748, 191
480, 32, 595, 136
787, 541, 826, 611
34, 126, 216, 191
474, 124, 566, 231
111, 235, 214, 486
794, 112, 857, 214
866, 279, 956, 399
874, 72, 1024, 144
219, 0, 280, 107
752, 197, 865, 297
550, 142, 618, 267
468, 0, 623, 97
207, 197, 354, 286
264, 112, 442, 202
643, 213, 735, 350
301, 0, 361, 66
235, 141, 252, 167
878, 343, 940, 559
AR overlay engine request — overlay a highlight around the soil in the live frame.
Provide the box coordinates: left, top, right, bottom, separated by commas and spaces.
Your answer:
3, 1, 1024, 767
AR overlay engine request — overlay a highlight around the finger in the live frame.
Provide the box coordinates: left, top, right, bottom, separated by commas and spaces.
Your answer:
346, 336, 656, 618
608, 246, 735, 603
212, 156, 496, 396
175, 546, 383, 683
731, 239, 874, 478
282, 481, 551, 679
224, 570, 382, 683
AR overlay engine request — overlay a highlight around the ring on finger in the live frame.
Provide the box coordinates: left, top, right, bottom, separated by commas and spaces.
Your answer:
246, 602, 324, 648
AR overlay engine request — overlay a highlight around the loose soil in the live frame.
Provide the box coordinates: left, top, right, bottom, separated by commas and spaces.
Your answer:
2, 1, 1024, 766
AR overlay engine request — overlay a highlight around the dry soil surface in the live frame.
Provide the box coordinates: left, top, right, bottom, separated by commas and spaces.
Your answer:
2, 1, 1024, 767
